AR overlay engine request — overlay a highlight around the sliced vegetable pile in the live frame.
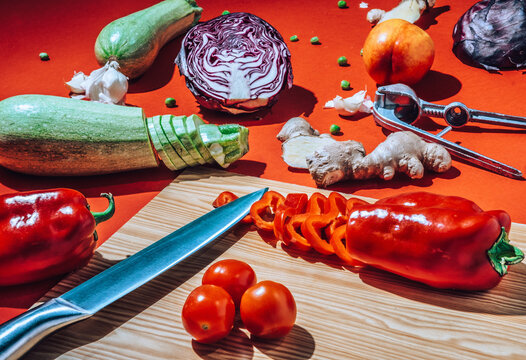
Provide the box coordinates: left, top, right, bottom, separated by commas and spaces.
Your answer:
0, 95, 249, 175
214, 190, 524, 291
182, 259, 296, 343
0, 189, 115, 286
176, 12, 293, 114
147, 114, 249, 170
213, 190, 367, 265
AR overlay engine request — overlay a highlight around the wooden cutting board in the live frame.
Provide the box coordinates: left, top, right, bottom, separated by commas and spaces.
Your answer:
24, 167, 526, 360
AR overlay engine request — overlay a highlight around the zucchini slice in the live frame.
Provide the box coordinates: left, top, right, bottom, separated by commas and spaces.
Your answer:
198, 124, 249, 168
149, 116, 186, 170
159, 115, 198, 166
170, 115, 208, 164
183, 114, 215, 164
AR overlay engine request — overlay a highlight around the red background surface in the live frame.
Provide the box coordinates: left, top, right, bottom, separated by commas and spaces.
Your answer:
0, 0, 525, 324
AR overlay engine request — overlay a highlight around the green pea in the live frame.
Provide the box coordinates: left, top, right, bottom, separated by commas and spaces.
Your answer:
338, 0, 347, 8
290, 35, 299, 42
337, 56, 348, 66
39, 52, 50, 61
165, 97, 177, 108
341, 80, 351, 90
222, 10, 230, 15
330, 124, 341, 134
310, 36, 320, 45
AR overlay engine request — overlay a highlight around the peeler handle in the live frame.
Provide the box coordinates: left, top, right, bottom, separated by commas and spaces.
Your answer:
0, 298, 91, 360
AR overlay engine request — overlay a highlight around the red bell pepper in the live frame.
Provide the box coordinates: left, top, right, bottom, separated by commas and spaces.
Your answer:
302, 192, 359, 255
330, 224, 365, 266
273, 193, 308, 243
330, 198, 369, 264
0, 189, 115, 286
250, 191, 285, 231
285, 213, 312, 251
346, 192, 524, 290
212, 191, 252, 224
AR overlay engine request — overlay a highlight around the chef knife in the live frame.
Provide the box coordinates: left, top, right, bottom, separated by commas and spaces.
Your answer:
0, 188, 267, 360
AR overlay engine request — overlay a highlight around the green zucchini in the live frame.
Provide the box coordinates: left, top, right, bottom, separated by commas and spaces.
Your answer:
183, 114, 215, 164
199, 124, 249, 168
159, 115, 199, 166
150, 115, 187, 170
94, 0, 202, 78
170, 115, 209, 164
169, 116, 206, 165
0, 95, 158, 176
0, 95, 249, 176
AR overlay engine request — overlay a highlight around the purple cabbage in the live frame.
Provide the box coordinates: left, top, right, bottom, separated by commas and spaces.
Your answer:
452, 0, 526, 70
176, 12, 293, 114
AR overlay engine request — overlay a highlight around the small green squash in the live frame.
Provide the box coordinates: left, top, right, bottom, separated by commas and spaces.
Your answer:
94, 0, 202, 79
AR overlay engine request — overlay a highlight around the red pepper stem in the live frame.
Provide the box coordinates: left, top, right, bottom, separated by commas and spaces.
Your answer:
91, 193, 115, 225
487, 227, 524, 276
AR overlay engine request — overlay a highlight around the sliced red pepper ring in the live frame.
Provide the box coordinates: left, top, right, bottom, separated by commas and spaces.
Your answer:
325, 192, 348, 218
301, 214, 335, 255
324, 216, 347, 240
273, 193, 308, 242
274, 207, 296, 245
250, 191, 286, 231
212, 191, 238, 208
330, 224, 365, 266
212, 191, 252, 224
306, 192, 328, 215
286, 213, 312, 251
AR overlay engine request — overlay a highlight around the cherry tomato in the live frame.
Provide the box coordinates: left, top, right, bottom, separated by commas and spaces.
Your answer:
202, 259, 257, 306
181, 284, 235, 343
240, 280, 297, 339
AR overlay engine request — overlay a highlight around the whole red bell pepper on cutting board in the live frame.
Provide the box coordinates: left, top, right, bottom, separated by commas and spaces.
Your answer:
346, 192, 523, 291
0, 189, 115, 286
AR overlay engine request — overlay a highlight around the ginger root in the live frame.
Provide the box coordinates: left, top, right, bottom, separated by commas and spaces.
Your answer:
366, 0, 435, 25
278, 117, 451, 187
281, 134, 336, 169
277, 117, 319, 142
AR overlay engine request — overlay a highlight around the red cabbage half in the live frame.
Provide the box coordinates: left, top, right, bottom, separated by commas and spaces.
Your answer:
452, 0, 526, 70
176, 12, 293, 114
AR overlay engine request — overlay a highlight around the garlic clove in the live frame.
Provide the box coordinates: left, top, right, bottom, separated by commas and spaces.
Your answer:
65, 72, 87, 94
100, 62, 128, 105
65, 61, 128, 105
324, 90, 373, 116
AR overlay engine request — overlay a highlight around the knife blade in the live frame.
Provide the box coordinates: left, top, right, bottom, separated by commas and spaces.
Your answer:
0, 187, 267, 360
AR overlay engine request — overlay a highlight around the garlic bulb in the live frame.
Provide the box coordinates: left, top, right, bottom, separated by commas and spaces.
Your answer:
324, 90, 373, 116
66, 61, 128, 105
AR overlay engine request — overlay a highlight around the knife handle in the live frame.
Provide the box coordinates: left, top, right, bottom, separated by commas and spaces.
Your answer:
0, 298, 91, 360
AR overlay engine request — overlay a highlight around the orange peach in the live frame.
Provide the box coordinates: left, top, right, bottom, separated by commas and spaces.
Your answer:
363, 19, 435, 85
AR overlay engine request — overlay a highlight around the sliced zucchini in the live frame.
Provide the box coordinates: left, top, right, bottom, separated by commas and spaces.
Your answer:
183, 114, 215, 164
198, 124, 249, 168
146, 116, 166, 163
166, 115, 205, 165
172, 116, 214, 164
150, 116, 186, 170
159, 115, 198, 166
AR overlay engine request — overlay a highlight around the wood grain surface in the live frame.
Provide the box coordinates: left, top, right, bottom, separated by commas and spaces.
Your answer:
23, 167, 526, 360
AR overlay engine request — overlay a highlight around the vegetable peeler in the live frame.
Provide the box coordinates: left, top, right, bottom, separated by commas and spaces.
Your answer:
371, 83, 524, 179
